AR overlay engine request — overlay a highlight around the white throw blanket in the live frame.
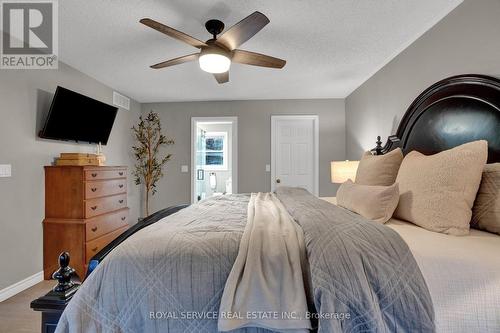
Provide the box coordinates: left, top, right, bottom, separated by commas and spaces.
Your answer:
218, 192, 312, 332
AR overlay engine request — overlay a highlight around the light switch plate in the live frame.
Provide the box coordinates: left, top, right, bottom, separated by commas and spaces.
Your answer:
265, 164, 271, 172
0, 164, 11, 177
181, 165, 189, 173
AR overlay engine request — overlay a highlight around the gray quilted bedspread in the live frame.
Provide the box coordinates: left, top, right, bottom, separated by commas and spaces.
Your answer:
56, 188, 434, 333
276, 187, 434, 332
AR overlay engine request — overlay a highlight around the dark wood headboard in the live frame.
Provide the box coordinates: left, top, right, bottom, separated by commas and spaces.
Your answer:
373, 74, 500, 163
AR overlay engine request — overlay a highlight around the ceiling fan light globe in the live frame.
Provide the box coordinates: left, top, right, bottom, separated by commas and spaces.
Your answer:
199, 54, 231, 74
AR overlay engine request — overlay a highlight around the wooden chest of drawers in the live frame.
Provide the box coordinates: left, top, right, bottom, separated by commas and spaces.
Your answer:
43, 166, 129, 279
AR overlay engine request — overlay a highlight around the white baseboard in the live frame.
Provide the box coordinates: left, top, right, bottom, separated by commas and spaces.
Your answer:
0, 271, 44, 302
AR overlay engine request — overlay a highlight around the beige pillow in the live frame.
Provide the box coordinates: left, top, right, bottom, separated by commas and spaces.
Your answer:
337, 180, 399, 223
394, 140, 488, 235
471, 163, 500, 234
355, 148, 403, 186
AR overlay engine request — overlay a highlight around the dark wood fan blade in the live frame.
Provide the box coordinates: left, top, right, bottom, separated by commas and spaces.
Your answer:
213, 71, 229, 84
150, 53, 199, 69
140, 18, 207, 48
232, 49, 286, 68
216, 11, 269, 50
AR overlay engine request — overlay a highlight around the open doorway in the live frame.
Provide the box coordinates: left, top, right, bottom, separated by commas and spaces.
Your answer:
191, 117, 238, 203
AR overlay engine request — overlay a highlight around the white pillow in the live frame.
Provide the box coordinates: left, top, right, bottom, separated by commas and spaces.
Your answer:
471, 163, 500, 235
337, 180, 399, 223
394, 140, 488, 235
355, 148, 403, 186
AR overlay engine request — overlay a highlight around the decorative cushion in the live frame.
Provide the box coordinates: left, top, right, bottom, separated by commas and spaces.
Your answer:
394, 140, 488, 235
471, 163, 500, 235
337, 180, 399, 223
355, 148, 403, 186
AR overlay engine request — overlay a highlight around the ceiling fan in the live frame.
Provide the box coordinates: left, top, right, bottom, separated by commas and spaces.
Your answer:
140, 11, 286, 84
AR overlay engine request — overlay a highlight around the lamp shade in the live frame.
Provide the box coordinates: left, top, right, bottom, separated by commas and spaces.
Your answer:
198, 44, 231, 73
199, 53, 231, 73
331, 160, 359, 183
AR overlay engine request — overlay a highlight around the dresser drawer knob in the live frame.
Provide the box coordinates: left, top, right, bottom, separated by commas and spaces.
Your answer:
118, 199, 124, 204
91, 206, 97, 210
91, 187, 97, 192
121, 216, 126, 221
92, 247, 98, 252
118, 184, 124, 188
91, 173, 97, 178
118, 172, 124, 176
91, 226, 98, 232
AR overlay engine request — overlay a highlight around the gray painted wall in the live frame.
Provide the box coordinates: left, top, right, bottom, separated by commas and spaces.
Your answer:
0, 62, 141, 290
143, 99, 345, 213
345, 0, 500, 160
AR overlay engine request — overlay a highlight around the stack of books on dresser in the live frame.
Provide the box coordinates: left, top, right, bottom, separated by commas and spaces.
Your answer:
55, 153, 106, 166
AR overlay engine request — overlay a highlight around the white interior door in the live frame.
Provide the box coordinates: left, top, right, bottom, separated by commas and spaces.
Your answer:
271, 115, 319, 195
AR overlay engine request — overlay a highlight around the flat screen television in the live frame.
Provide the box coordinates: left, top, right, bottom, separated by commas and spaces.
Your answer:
39, 86, 118, 145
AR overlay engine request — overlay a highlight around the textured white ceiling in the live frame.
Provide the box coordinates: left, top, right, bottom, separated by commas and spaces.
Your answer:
59, 0, 462, 103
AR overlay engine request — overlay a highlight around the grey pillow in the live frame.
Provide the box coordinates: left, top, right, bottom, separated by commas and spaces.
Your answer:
337, 180, 399, 223
471, 163, 500, 235
355, 148, 403, 186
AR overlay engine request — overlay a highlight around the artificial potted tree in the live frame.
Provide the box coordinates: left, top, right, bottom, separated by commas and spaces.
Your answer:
132, 111, 174, 217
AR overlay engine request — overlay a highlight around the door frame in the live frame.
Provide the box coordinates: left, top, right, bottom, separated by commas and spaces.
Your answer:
271, 115, 319, 196
191, 117, 238, 203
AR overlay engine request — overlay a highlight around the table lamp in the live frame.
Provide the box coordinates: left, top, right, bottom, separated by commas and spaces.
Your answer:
331, 160, 359, 183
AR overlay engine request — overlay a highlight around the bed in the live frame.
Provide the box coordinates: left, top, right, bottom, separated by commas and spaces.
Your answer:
322, 195, 500, 332
374, 74, 500, 332
387, 218, 500, 332
51, 74, 500, 333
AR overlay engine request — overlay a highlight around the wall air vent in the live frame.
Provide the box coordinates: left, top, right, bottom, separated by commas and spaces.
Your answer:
113, 91, 130, 111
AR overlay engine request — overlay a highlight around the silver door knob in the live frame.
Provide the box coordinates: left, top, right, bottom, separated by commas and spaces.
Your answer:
276, 178, 281, 183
